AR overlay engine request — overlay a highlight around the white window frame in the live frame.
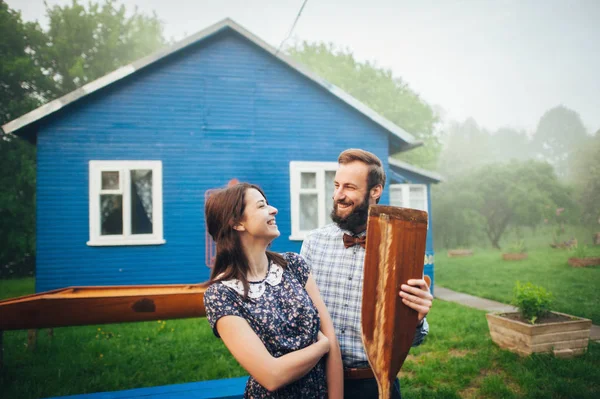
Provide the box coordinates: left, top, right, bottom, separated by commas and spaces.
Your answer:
289, 161, 338, 240
88, 160, 165, 246
389, 183, 429, 228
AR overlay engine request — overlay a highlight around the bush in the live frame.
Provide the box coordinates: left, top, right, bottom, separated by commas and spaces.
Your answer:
512, 281, 553, 324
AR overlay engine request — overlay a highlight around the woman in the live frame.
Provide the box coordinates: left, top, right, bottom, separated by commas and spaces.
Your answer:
204, 183, 343, 398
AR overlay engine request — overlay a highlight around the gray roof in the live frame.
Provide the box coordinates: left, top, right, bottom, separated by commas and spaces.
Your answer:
388, 157, 444, 183
2, 18, 420, 149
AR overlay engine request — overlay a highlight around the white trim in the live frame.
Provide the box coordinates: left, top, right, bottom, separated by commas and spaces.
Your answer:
289, 161, 338, 240
388, 157, 444, 182
88, 160, 164, 247
389, 183, 429, 229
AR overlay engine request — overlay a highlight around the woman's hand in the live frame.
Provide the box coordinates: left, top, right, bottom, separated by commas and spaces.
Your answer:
317, 331, 330, 354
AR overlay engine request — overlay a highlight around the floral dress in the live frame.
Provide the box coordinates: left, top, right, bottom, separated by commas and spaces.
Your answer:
204, 252, 327, 398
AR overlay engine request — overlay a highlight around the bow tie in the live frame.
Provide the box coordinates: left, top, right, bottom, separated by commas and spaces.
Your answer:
343, 233, 366, 249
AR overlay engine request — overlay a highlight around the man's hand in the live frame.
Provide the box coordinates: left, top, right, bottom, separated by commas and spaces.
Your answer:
399, 279, 433, 321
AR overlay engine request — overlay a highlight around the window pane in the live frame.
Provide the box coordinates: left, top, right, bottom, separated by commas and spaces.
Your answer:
101, 195, 123, 235
301, 172, 316, 189
300, 193, 318, 231
131, 170, 153, 235
409, 186, 426, 211
101, 171, 119, 190
325, 170, 336, 223
390, 187, 404, 207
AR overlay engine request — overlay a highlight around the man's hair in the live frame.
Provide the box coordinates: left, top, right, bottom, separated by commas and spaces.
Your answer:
338, 148, 386, 194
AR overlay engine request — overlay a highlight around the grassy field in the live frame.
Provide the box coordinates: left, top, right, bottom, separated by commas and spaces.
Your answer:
1, 277, 599, 398
435, 245, 600, 323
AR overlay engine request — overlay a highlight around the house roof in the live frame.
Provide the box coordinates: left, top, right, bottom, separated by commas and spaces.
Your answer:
388, 157, 444, 183
2, 18, 421, 150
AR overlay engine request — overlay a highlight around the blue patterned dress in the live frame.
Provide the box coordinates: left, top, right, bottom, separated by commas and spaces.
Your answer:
204, 252, 327, 398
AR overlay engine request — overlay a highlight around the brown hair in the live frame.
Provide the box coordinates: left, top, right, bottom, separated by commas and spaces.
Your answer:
205, 183, 286, 299
338, 148, 386, 202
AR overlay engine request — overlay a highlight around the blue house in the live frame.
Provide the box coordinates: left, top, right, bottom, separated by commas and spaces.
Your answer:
3, 18, 442, 296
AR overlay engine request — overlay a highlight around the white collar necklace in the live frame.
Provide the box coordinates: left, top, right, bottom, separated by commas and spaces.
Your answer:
221, 261, 284, 299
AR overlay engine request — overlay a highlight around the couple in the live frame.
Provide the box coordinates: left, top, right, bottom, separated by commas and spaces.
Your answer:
204, 149, 433, 399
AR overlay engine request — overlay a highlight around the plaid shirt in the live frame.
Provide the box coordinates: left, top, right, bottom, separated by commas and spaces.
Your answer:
300, 223, 429, 367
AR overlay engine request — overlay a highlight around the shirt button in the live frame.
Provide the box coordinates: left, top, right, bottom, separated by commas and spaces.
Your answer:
341, 329, 346, 334
348, 276, 352, 281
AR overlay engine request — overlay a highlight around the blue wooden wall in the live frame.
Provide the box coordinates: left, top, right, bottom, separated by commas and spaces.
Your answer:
35, 29, 394, 292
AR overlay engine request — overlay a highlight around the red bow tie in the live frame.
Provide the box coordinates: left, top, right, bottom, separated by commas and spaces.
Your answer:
343, 233, 366, 249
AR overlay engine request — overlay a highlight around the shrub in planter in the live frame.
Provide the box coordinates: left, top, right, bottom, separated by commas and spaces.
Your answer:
567, 244, 600, 267
511, 282, 552, 324
486, 282, 591, 357
502, 240, 528, 261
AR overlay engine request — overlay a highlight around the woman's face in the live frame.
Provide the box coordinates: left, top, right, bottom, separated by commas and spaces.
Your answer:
237, 188, 279, 241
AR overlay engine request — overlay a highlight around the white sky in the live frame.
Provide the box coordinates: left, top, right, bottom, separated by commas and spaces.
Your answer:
9, 0, 600, 134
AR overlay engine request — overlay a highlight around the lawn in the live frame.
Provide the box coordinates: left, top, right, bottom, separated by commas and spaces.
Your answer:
1, 278, 599, 398
435, 245, 600, 323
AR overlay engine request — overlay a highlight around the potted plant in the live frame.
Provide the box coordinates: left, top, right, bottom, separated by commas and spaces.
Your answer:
567, 244, 600, 267
486, 282, 592, 357
502, 240, 528, 261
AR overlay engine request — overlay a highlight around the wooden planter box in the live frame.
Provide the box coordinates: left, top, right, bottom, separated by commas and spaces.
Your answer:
447, 249, 473, 257
568, 257, 600, 267
486, 311, 592, 358
502, 253, 528, 261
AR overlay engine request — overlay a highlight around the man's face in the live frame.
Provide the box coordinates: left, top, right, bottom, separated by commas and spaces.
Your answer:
331, 161, 377, 232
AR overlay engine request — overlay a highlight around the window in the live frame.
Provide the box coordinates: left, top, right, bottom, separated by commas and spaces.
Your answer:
289, 161, 338, 240
389, 184, 429, 226
88, 161, 164, 246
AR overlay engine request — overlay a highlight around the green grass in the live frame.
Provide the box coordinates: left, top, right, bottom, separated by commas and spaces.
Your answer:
0, 277, 34, 300
400, 301, 600, 399
2, 295, 598, 399
435, 246, 600, 323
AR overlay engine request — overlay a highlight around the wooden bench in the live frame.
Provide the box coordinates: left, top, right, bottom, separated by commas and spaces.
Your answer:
47, 377, 248, 399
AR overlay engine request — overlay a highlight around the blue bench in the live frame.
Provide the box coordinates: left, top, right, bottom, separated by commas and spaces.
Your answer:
47, 377, 248, 399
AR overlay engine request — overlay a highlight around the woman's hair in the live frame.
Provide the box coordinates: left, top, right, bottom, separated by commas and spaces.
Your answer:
205, 182, 286, 299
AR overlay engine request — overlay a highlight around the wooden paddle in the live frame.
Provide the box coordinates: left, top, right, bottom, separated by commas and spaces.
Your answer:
361, 205, 428, 399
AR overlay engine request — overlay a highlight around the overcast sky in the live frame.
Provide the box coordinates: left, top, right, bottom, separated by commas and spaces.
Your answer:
9, 0, 600, 134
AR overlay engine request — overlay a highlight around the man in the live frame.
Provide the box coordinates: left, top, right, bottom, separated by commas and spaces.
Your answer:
300, 148, 433, 399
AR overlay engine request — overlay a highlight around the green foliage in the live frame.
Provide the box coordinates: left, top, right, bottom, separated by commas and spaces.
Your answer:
0, 2, 54, 124
512, 281, 553, 324
508, 240, 527, 254
570, 243, 589, 259
532, 105, 588, 178
570, 132, 600, 227
0, 135, 36, 270
0, 0, 167, 270
287, 42, 441, 169
433, 159, 573, 249
33, 0, 167, 96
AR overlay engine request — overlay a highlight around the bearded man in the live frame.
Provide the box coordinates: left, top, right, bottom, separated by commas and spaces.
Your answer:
300, 148, 433, 399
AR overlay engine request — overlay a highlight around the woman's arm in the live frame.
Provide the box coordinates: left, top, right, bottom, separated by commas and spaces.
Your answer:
305, 274, 344, 399
216, 315, 330, 392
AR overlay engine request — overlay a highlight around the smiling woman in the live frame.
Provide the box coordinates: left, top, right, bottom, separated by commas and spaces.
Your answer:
202, 182, 344, 398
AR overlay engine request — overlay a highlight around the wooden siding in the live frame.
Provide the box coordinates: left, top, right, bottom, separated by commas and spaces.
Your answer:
35, 31, 391, 292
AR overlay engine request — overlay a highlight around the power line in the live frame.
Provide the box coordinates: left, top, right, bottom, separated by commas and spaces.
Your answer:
276, 0, 309, 55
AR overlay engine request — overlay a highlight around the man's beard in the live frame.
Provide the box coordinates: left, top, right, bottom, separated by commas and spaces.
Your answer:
330, 192, 370, 233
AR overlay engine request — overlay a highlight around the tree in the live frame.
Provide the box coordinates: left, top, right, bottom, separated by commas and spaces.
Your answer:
434, 160, 573, 249
0, 2, 50, 271
1, 0, 167, 270
287, 42, 440, 169
532, 105, 588, 178
570, 131, 600, 227
33, 0, 167, 96
0, 1, 53, 124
